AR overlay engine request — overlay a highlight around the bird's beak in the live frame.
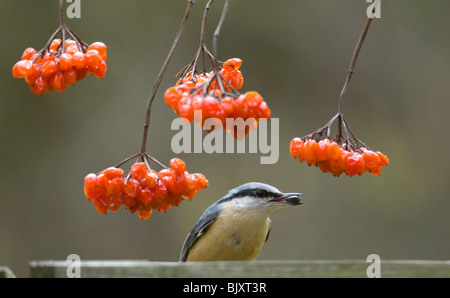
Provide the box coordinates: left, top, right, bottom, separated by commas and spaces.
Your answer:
271, 193, 303, 206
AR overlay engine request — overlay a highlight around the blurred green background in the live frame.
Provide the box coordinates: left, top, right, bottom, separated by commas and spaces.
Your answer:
1, 0, 449, 277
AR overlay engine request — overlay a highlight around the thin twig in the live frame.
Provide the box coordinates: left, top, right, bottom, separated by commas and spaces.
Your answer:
34, 0, 89, 63
145, 154, 169, 169
59, 0, 65, 28
212, 0, 231, 59
34, 28, 62, 62
66, 27, 88, 53
178, 0, 215, 79
140, 1, 196, 154
114, 153, 141, 169
303, 10, 377, 145
200, 0, 215, 47
338, 17, 373, 114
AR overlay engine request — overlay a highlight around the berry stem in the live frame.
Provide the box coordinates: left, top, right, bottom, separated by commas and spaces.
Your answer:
34, 0, 89, 63
212, 0, 231, 60
180, 0, 236, 100
114, 153, 141, 169
338, 16, 374, 115
210, 0, 232, 94
59, 0, 66, 28
140, 0, 196, 155
143, 153, 169, 170
66, 27, 89, 53
200, 0, 215, 48
114, 152, 168, 173
34, 28, 62, 62
303, 10, 376, 149
177, 0, 216, 79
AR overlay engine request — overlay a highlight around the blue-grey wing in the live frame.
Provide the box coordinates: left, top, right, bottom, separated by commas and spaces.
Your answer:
179, 203, 222, 262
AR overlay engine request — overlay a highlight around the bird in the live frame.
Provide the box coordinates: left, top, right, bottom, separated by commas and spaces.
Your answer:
179, 182, 303, 262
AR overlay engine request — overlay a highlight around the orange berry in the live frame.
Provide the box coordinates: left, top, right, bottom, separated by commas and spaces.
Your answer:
84, 173, 98, 200
59, 53, 73, 71
95, 173, 109, 192
12, 60, 34, 78
64, 39, 77, 48
88, 42, 107, 61
21, 48, 37, 60
362, 149, 381, 172
178, 101, 194, 123
168, 192, 184, 206
200, 95, 221, 119
170, 158, 186, 176
376, 151, 389, 166
316, 140, 329, 162
92, 61, 107, 79
158, 203, 172, 213
108, 195, 123, 213
41, 60, 59, 78
62, 68, 77, 86
158, 168, 175, 190
183, 188, 197, 200
122, 193, 135, 209
124, 178, 140, 198
24, 63, 41, 84
29, 76, 47, 95
257, 101, 271, 119
329, 149, 350, 175
318, 160, 332, 174
153, 180, 169, 210
166, 173, 184, 194
64, 45, 79, 56
290, 138, 304, 158
137, 208, 153, 220
303, 139, 319, 166
140, 189, 155, 206
93, 197, 108, 214
49, 39, 61, 52
164, 87, 183, 106
103, 167, 124, 180
220, 97, 235, 115
42, 53, 56, 63
244, 91, 263, 108
230, 70, 244, 90
85, 50, 102, 69
126, 200, 138, 213
219, 69, 233, 88
76, 67, 88, 81
328, 160, 345, 177
106, 178, 124, 198
71, 52, 86, 70
130, 162, 147, 181
327, 141, 341, 160
345, 154, 366, 177
223, 58, 243, 71
191, 173, 209, 190
370, 166, 382, 176
50, 72, 66, 92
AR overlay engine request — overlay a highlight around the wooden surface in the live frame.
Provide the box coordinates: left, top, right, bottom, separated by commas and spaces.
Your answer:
29, 260, 450, 278
0, 267, 16, 278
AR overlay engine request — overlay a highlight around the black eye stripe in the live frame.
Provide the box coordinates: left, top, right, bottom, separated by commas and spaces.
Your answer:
237, 188, 274, 199
255, 189, 270, 197
216, 182, 282, 204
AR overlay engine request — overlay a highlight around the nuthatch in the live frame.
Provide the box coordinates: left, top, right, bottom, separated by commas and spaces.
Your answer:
179, 182, 303, 262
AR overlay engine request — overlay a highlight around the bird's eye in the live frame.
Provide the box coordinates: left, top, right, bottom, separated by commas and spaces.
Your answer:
255, 189, 267, 197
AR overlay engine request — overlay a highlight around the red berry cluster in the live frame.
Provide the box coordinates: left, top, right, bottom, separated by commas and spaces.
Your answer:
176, 58, 244, 91
290, 138, 389, 177
12, 39, 107, 95
83, 158, 208, 220
164, 58, 271, 138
